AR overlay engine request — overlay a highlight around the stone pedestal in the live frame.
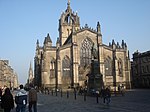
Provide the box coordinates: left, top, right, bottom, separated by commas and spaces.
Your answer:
88, 59, 103, 92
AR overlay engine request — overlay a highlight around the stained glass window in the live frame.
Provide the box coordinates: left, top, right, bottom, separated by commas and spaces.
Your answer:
80, 38, 93, 67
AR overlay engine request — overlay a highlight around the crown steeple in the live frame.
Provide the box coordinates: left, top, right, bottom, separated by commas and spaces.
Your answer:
66, 0, 72, 13
59, 0, 80, 46
67, 0, 70, 7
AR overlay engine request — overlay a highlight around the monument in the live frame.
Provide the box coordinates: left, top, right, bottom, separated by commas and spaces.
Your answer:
87, 44, 103, 92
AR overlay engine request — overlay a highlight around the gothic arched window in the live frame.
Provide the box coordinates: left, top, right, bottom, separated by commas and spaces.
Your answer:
62, 56, 71, 87
104, 57, 112, 76
118, 59, 123, 77
50, 58, 55, 78
80, 38, 93, 67
65, 14, 75, 25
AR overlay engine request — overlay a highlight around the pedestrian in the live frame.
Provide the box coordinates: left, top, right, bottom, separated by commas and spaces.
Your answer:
118, 85, 121, 93
103, 87, 111, 105
15, 84, 27, 112
28, 85, 37, 112
0, 88, 2, 97
0, 87, 2, 107
1, 88, 14, 112
120, 85, 125, 96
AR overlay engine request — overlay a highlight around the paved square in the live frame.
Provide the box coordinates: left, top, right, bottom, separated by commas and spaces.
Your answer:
11, 89, 150, 112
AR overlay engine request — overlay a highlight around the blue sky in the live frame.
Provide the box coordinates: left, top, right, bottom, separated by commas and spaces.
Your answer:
0, 0, 150, 85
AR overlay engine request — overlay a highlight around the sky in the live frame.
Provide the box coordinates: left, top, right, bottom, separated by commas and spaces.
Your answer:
0, 0, 150, 85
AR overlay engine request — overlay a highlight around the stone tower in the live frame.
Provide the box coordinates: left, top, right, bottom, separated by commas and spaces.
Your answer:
58, 0, 80, 46
28, 62, 34, 85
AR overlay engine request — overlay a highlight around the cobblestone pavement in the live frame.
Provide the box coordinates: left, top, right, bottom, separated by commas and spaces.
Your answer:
10, 89, 150, 112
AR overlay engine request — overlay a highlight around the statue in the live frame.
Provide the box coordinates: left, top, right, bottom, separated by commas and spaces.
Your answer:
91, 43, 98, 59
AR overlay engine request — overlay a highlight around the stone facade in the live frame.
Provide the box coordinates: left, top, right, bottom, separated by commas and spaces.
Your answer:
131, 50, 150, 88
0, 60, 18, 89
34, 1, 131, 90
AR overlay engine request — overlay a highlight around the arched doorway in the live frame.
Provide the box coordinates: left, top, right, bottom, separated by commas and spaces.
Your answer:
62, 55, 72, 88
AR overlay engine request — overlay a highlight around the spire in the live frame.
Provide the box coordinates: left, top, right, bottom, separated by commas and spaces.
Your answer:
47, 33, 52, 43
66, 0, 71, 12
121, 40, 125, 48
67, 0, 70, 7
97, 21, 101, 34
30, 61, 32, 70
28, 61, 33, 84
112, 39, 115, 45
112, 39, 116, 49
44, 33, 52, 46
117, 42, 120, 48
36, 39, 39, 49
36, 39, 39, 45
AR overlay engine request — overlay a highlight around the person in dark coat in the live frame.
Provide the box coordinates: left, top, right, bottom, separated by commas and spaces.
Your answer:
0, 88, 2, 107
0, 88, 2, 97
103, 87, 111, 105
1, 88, 14, 112
28, 85, 37, 112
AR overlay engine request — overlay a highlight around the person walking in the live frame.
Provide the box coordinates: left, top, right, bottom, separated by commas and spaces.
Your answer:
104, 87, 111, 105
0, 88, 2, 97
1, 88, 14, 112
28, 85, 37, 112
15, 85, 27, 112
0, 87, 2, 104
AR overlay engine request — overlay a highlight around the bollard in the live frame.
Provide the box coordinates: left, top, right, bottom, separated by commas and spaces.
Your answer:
52, 90, 53, 96
74, 90, 77, 100
48, 89, 49, 94
56, 90, 57, 96
84, 92, 86, 101
96, 93, 99, 103
45, 89, 46, 94
61, 90, 63, 97
67, 91, 69, 98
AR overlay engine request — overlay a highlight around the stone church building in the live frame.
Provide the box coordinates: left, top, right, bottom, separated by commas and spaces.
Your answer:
34, 1, 131, 90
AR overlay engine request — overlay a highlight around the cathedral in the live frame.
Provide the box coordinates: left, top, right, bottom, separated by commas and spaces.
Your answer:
34, 1, 131, 90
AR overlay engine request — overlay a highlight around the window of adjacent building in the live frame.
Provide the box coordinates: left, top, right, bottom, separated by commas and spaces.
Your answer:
80, 38, 93, 67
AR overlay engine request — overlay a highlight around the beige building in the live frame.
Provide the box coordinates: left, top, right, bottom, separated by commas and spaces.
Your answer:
0, 60, 18, 89
34, 1, 131, 90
